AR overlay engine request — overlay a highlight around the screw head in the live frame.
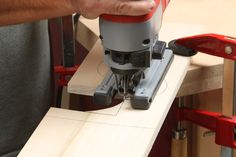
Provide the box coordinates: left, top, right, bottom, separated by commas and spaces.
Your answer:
225, 46, 233, 54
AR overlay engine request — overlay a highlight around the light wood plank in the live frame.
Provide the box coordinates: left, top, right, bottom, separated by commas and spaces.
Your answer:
75, 18, 99, 51
19, 51, 189, 157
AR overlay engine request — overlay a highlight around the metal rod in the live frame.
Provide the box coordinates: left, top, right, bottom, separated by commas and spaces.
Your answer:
221, 147, 233, 157
177, 97, 184, 130
173, 97, 187, 140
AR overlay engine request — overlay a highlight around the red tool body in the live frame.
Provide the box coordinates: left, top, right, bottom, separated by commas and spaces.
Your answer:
172, 33, 236, 148
101, 0, 169, 23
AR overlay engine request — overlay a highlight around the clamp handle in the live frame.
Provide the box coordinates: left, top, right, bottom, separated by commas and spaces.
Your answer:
169, 33, 236, 60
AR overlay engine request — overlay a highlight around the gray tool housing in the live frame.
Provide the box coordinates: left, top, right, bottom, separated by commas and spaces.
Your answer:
93, 48, 173, 110
99, 1, 164, 72
94, 0, 174, 109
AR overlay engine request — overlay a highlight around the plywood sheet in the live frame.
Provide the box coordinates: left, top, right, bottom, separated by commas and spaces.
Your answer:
19, 51, 189, 156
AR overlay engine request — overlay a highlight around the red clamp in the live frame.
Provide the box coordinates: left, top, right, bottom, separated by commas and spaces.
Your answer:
169, 33, 236, 59
177, 107, 236, 148
170, 33, 236, 148
54, 65, 79, 86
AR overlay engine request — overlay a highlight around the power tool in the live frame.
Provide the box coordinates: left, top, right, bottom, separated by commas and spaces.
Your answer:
94, 0, 173, 109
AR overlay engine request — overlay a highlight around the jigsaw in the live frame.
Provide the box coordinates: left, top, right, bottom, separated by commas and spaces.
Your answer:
94, 0, 173, 109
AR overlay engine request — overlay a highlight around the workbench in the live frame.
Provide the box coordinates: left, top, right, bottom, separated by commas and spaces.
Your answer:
18, 0, 236, 157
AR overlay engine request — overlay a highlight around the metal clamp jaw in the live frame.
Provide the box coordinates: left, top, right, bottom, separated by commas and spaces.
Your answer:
169, 33, 236, 58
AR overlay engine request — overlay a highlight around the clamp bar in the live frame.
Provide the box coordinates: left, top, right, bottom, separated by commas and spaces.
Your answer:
53, 15, 80, 87
177, 107, 236, 148
62, 15, 75, 67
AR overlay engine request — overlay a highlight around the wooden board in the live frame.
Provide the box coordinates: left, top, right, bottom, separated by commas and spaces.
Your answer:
19, 54, 189, 157
75, 18, 99, 51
